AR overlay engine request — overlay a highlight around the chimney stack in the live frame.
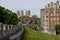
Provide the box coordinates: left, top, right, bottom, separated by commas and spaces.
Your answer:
48, 3, 50, 7
51, 2, 53, 7
56, 0, 59, 5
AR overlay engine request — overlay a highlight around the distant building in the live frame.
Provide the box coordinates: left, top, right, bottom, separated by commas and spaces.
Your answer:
20, 10, 24, 16
40, 0, 60, 35
17, 10, 24, 18
17, 10, 41, 31
25, 10, 30, 17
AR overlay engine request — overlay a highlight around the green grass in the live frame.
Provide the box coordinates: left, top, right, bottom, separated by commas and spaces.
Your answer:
21, 27, 60, 40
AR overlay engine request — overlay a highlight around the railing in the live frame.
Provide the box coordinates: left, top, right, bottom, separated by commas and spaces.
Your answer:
0, 23, 24, 40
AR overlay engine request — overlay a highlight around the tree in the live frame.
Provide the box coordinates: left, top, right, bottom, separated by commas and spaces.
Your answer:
0, 6, 19, 25
10, 13, 19, 25
55, 24, 60, 34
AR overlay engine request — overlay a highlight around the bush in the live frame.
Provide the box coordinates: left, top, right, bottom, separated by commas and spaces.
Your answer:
55, 24, 60, 34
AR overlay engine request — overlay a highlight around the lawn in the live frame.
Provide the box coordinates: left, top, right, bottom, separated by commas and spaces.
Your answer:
21, 27, 60, 40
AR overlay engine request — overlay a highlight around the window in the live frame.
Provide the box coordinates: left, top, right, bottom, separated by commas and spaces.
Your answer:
46, 16, 48, 18
50, 18, 53, 21
54, 18, 56, 21
46, 20, 48, 22
51, 13, 53, 16
54, 13, 56, 16
54, 11, 56, 16
54, 11, 55, 13
57, 14, 59, 16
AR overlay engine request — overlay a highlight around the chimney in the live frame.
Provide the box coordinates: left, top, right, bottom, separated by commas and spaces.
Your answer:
56, 1, 59, 5
51, 2, 53, 7
54, 3, 57, 6
48, 3, 50, 7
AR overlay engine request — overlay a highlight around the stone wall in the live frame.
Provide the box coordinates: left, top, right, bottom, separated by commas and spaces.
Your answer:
0, 23, 24, 40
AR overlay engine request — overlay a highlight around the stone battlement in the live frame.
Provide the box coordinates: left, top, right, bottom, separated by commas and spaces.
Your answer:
0, 23, 24, 40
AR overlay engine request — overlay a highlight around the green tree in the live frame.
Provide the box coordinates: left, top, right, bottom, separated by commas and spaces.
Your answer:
0, 6, 19, 25
55, 24, 60, 34
10, 13, 19, 25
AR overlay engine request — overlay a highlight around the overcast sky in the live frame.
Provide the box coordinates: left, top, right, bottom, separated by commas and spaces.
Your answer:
0, 0, 60, 17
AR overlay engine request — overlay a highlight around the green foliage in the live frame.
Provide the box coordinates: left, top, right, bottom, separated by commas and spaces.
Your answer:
34, 20, 38, 25
55, 24, 60, 34
0, 6, 19, 25
21, 27, 60, 40
32, 20, 38, 30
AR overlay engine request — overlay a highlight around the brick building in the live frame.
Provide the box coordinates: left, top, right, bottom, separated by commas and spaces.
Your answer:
40, 1, 60, 34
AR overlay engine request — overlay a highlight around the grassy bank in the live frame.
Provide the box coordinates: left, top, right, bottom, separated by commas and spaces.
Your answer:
21, 27, 60, 40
